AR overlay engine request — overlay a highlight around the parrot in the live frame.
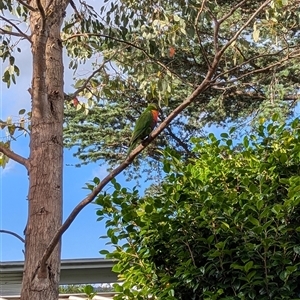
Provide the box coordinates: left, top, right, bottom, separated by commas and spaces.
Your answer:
127, 103, 159, 155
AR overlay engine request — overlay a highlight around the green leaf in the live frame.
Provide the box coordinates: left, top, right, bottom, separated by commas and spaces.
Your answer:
83, 284, 94, 295
248, 215, 259, 226
99, 249, 109, 255
244, 261, 253, 273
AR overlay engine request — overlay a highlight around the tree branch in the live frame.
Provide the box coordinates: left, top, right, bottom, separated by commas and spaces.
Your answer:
0, 16, 31, 43
217, 0, 272, 59
0, 144, 29, 169
214, 50, 300, 85
39, 59, 217, 269
36, 0, 46, 24
218, 0, 248, 24
194, 0, 211, 68
213, 45, 296, 82
17, 0, 36, 11
0, 229, 25, 243
68, 53, 118, 99
0, 28, 29, 39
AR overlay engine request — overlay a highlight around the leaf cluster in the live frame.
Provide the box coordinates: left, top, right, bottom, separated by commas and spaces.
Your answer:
95, 116, 300, 299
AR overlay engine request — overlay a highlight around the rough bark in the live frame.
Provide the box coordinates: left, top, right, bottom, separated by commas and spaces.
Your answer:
21, 1, 68, 299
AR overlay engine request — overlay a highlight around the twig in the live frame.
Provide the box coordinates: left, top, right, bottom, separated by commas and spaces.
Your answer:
0, 121, 31, 137
218, 0, 248, 24
36, 0, 46, 26
69, 53, 118, 99
0, 229, 25, 243
214, 51, 300, 85
194, 0, 211, 68
0, 16, 31, 43
0, 29, 29, 39
182, 240, 197, 268
213, 46, 293, 82
217, 0, 272, 59
0, 144, 29, 169
17, 0, 36, 11
69, 0, 81, 19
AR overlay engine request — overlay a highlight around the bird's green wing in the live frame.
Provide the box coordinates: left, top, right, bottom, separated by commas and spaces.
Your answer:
130, 109, 153, 147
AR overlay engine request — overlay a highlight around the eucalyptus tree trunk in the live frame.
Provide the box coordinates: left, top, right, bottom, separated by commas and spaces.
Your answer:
21, 1, 68, 299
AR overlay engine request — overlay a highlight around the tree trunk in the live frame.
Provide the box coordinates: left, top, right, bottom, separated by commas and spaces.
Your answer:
21, 1, 67, 299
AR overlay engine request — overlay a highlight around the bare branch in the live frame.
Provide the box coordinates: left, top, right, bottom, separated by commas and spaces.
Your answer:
16, 0, 36, 11
0, 16, 31, 43
0, 28, 29, 39
36, 0, 46, 25
0, 144, 29, 169
217, 0, 272, 59
68, 52, 119, 99
194, 0, 211, 68
213, 45, 298, 82
218, 0, 248, 24
0, 229, 25, 243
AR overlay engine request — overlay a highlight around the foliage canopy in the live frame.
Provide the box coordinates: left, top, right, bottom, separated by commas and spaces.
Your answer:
62, 0, 300, 174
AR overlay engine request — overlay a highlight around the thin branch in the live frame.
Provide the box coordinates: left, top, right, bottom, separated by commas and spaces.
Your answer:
218, 0, 248, 24
194, 0, 211, 68
0, 121, 31, 136
0, 16, 31, 43
14, 125, 31, 136
0, 144, 29, 169
16, 0, 36, 11
0, 29, 28, 39
69, 0, 81, 19
69, 52, 118, 99
214, 51, 300, 85
165, 126, 191, 155
36, 0, 46, 26
0, 229, 25, 243
205, 7, 219, 53
182, 240, 197, 268
213, 45, 297, 81
217, 0, 272, 59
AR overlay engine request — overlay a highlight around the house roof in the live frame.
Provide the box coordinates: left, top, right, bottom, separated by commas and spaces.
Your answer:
0, 258, 118, 297
0, 293, 115, 300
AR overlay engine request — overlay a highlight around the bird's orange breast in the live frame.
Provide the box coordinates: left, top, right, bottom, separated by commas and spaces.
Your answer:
151, 110, 159, 122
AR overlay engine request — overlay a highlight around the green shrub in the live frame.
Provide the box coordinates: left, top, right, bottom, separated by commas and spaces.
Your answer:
95, 117, 300, 299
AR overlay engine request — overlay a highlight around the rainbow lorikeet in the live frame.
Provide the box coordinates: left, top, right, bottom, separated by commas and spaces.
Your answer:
127, 103, 159, 155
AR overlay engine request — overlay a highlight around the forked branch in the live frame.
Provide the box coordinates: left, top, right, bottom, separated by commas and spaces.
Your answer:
0, 16, 31, 43
17, 0, 36, 11
0, 145, 29, 169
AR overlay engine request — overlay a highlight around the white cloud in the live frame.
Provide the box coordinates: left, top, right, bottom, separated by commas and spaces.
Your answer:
1, 159, 16, 176
92, 165, 109, 179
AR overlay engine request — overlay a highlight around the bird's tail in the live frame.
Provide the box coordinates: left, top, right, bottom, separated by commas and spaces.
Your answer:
126, 142, 137, 158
